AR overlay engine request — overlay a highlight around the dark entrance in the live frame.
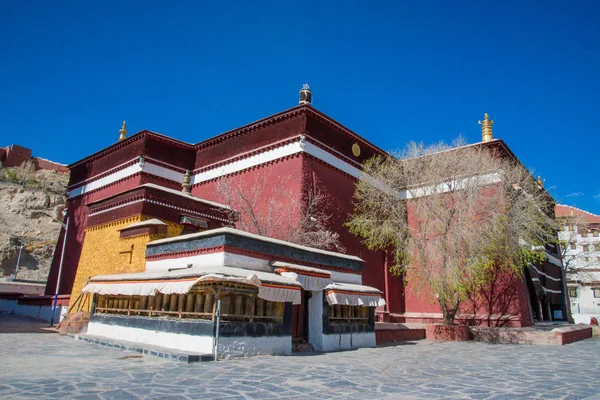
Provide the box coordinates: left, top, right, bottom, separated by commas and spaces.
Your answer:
291, 290, 309, 342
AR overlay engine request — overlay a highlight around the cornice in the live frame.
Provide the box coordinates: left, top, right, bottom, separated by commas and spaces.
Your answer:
191, 136, 301, 174
302, 106, 387, 156
194, 106, 306, 150
68, 130, 194, 170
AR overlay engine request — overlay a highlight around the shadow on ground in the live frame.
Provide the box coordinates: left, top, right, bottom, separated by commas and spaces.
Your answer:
0, 312, 56, 334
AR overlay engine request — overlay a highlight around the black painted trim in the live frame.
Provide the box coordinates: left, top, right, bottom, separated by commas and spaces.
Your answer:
146, 231, 363, 271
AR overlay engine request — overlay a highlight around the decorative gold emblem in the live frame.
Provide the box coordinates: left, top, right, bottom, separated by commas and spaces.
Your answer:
118, 121, 128, 142
352, 143, 361, 157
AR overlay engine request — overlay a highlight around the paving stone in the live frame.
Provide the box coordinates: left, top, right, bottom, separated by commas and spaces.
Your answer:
1, 313, 600, 399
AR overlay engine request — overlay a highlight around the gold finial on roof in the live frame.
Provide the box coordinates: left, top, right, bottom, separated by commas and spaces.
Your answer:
478, 113, 494, 142
537, 175, 544, 188
118, 121, 128, 142
182, 170, 191, 193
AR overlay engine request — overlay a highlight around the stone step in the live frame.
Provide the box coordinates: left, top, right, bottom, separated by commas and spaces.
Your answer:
292, 342, 315, 352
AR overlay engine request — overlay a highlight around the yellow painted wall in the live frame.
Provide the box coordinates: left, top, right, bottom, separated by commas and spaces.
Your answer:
69, 215, 183, 311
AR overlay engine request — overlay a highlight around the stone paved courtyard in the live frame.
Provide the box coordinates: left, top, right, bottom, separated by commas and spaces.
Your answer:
1, 314, 599, 399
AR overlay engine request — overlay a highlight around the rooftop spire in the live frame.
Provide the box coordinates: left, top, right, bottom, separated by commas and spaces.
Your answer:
478, 113, 494, 142
299, 83, 312, 105
118, 121, 128, 142
182, 170, 191, 193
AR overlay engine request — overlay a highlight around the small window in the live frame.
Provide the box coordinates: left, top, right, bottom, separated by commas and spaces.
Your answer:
594, 230, 599, 237
581, 231, 588, 238
594, 288, 600, 298
583, 244, 590, 252
568, 287, 577, 298
595, 243, 600, 251
570, 243, 577, 250
584, 257, 590, 262
568, 225, 574, 231
597, 256, 600, 262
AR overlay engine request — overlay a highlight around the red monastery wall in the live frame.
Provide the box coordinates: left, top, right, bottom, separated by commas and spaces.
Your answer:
302, 155, 405, 313
193, 155, 306, 234
194, 112, 306, 169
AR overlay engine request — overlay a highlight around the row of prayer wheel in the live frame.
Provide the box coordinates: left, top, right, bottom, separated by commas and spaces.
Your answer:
96, 290, 284, 321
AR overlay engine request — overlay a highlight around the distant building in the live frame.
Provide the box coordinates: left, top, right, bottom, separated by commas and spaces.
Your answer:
556, 204, 600, 323
0, 144, 68, 174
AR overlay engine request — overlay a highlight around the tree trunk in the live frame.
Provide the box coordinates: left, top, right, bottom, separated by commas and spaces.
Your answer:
440, 300, 461, 325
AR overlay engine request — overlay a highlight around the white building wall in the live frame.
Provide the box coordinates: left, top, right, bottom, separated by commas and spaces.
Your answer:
559, 226, 600, 313
308, 290, 324, 351
321, 332, 376, 351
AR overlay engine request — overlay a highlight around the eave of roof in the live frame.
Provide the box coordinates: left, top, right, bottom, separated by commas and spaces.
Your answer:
67, 104, 389, 169
148, 227, 364, 262
87, 183, 232, 211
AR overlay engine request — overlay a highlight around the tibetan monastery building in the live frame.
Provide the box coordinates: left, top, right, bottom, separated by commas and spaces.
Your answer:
48, 86, 569, 355
82, 227, 383, 357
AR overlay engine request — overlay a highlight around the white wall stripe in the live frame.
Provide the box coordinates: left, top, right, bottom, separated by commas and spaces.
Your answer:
191, 141, 305, 184
69, 163, 143, 197
88, 199, 145, 217
68, 137, 508, 202
88, 197, 230, 223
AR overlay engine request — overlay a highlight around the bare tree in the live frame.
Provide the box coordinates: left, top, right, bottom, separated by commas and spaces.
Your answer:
216, 172, 344, 252
347, 138, 555, 325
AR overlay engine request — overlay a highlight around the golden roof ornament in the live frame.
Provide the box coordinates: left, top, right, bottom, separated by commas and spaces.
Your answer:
537, 175, 544, 188
182, 170, 191, 193
478, 113, 493, 142
299, 83, 312, 105
118, 121, 128, 142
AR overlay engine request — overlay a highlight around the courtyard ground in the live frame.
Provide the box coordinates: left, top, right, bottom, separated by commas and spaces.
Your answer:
1, 313, 599, 400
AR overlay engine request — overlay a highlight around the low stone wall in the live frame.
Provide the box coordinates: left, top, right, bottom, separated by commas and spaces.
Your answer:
426, 324, 471, 341
0, 299, 66, 323
470, 324, 593, 345
375, 323, 426, 344
553, 325, 592, 345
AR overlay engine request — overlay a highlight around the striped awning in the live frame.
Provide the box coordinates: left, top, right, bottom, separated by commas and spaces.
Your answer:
81, 265, 302, 304
272, 261, 333, 291
325, 283, 386, 307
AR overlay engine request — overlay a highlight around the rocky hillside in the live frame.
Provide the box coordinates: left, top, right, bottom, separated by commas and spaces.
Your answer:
0, 166, 68, 283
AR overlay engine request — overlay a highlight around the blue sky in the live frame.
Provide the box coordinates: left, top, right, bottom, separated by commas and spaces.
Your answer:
1, 1, 599, 213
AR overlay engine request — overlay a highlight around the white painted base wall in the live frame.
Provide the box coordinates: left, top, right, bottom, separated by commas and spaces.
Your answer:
86, 321, 292, 358
217, 336, 292, 359
321, 332, 376, 352
87, 321, 214, 354
0, 299, 66, 323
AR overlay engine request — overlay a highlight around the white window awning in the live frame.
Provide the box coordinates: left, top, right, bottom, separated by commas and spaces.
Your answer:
325, 283, 386, 307
81, 265, 302, 304
272, 261, 333, 291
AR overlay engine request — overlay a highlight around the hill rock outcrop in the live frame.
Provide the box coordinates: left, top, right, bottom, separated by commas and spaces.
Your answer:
0, 167, 68, 283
